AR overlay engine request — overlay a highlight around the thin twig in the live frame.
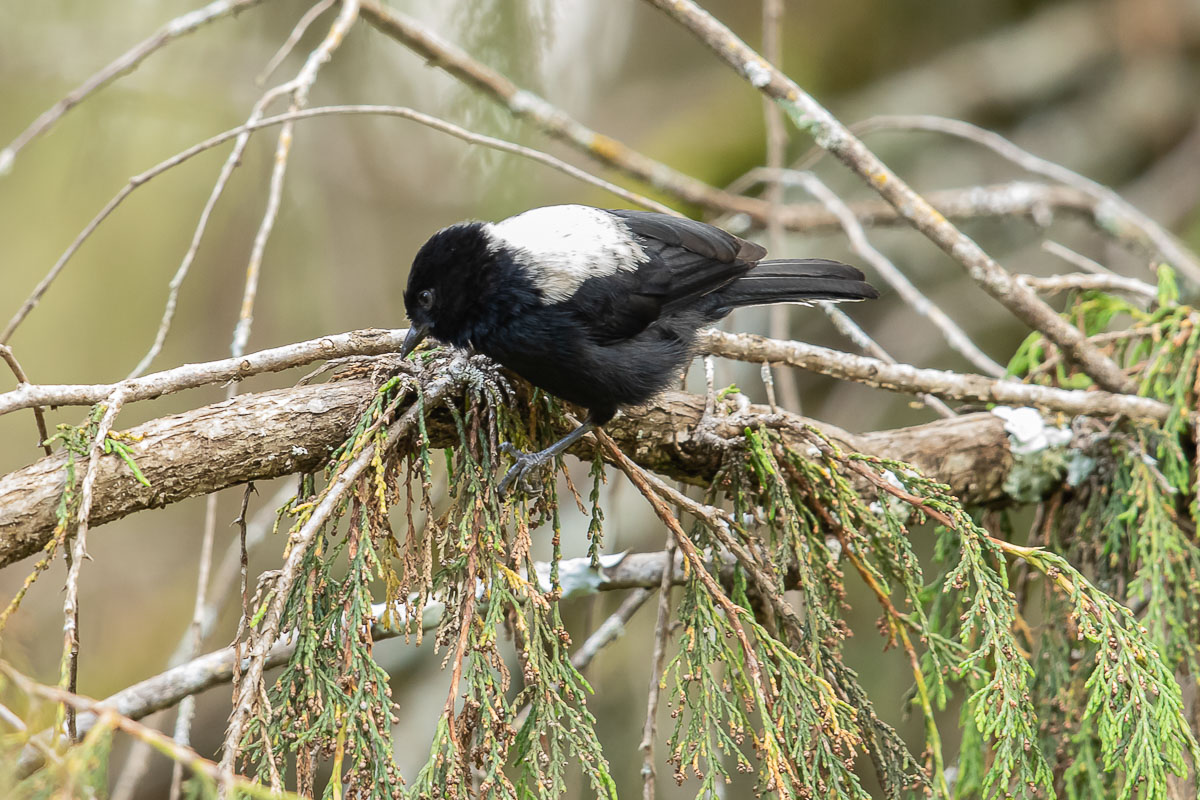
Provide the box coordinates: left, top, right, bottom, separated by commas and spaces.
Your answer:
1041, 240, 1116, 276
697, 328, 1172, 421
256, 0, 336, 85
571, 588, 654, 672
640, 534, 676, 800
760, 361, 778, 412
60, 388, 129, 741
0, 0, 266, 174
760, 0, 801, 413
232, 0, 360, 365
1016, 271, 1157, 299
782, 169, 1005, 377
819, 303, 958, 418
643, 0, 1135, 395
757, 180, 1190, 255
165, 483, 241, 800
0, 344, 51, 456
1, 103, 672, 349
0, 327, 412, 417
850, 114, 1200, 285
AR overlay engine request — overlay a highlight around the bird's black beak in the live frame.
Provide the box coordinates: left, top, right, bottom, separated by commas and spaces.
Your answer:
401, 324, 430, 359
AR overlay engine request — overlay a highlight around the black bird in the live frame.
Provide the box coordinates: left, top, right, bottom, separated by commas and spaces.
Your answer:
401, 205, 878, 491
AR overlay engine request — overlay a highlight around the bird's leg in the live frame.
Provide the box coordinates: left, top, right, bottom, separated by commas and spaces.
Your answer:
499, 421, 596, 494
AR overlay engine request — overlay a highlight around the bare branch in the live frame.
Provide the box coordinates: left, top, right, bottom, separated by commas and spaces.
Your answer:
0, 328, 410, 417
0, 345, 51, 457
640, 531, 675, 800
851, 114, 1200, 284
61, 389, 129, 740
760, 0, 801, 414
571, 588, 653, 673
1, 105, 671, 349
228, 0, 360, 367
0, 0, 266, 174
773, 170, 1004, 377
1016, 272, 1157, 299
698, 329, 1171, 421
1041, 240, 1115, 276
763, 180, 1172, 249
643, 0, 1136, 395
818, 301, 957, 418
256, 0, 336, 86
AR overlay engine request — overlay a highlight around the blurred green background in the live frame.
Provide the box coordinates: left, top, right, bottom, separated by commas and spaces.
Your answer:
2, 0, 1198, 796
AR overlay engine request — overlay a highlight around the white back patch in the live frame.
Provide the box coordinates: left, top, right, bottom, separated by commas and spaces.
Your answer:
485, 205, 647, 302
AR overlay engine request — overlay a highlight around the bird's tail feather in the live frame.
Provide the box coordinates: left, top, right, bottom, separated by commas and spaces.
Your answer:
713, 258, 878, 310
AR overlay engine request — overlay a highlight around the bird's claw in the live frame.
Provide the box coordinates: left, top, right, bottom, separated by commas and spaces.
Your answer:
498, 443, 553, 495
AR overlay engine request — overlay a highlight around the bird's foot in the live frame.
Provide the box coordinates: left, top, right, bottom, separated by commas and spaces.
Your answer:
498, 442, 555, 494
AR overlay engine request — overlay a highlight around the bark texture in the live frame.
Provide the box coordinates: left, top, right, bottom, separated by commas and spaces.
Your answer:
0, 374, 1015, 568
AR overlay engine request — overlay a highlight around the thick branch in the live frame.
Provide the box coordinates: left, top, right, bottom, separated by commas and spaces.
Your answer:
0, 380, 372, 568
1, 363, 1022, 569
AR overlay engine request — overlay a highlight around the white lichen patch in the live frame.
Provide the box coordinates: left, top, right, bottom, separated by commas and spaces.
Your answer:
744, 59, 772, 88
869, 469, 914, 523
535, 550, 627, 599
991, 406, 1076, 502
824, 535, 843, 564
991, 405, 1072, 455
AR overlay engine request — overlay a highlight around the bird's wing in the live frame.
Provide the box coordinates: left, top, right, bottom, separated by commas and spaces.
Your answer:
568, 211, 763, 344
606, 210, 766, 263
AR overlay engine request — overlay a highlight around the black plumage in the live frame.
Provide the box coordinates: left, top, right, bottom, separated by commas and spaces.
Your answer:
401, 205, 878, 490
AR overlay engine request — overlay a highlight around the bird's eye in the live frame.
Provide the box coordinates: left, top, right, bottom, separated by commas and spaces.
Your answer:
418, 289, 435, 310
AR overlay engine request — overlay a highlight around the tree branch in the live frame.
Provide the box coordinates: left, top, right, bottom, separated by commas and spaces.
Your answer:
850, 114, 1200, 284
0, 0, 267, 174
643, 0, 1136, 396
1, 357, 1034, 569
0, 328, 409, 417
698, 329, 1171, 421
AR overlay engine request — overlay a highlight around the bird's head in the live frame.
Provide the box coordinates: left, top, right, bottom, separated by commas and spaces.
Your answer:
401, 221, 539, 357
402, 222, 488, 357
